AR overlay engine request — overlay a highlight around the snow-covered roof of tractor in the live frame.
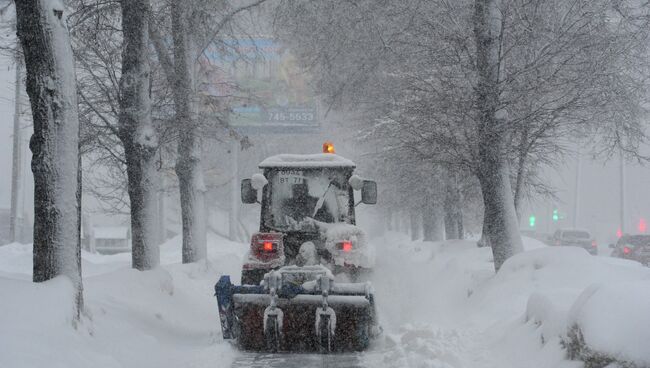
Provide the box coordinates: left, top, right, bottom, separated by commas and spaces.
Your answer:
259, 153, 356, 168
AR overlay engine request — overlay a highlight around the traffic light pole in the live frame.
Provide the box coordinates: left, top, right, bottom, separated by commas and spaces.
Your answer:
572, 149, 581, 228
230, 139, 240, 241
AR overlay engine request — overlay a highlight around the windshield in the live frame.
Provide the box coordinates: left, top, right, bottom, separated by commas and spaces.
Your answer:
266, 168, 351, 230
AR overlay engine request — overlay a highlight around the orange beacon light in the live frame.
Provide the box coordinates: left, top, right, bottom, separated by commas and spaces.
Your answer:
323, 141, 335, 154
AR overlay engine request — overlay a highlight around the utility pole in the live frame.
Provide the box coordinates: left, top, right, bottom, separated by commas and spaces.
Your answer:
546, 202, 551, 233
230, 139, 240, 241
572, 149, 581, 228
619, 148, 626, 234
9, 57, 22, 243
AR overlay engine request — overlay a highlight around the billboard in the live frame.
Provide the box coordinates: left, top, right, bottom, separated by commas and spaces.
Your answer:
199, 38, 319, 134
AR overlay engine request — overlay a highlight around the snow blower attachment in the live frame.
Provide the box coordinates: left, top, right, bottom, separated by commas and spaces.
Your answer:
216, 143, 380, 352
215, 265, 379, 352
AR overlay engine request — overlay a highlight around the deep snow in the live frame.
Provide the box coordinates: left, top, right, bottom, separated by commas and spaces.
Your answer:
1, 233, 649, 368
0, 234, 245, 368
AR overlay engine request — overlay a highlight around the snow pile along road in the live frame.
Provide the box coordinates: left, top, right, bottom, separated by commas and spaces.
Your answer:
369, 233, 650, 368
1, 232, 649, 368
565, 281, 650, 367
0, 233, 246, 368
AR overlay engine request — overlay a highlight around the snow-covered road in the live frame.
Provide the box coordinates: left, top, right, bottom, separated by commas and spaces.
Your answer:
229, 328, 494, 368
1, 232, 650, 368
231, 353, 365, 368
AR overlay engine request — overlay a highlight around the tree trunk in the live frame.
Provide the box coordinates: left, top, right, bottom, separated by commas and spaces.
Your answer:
172, 0, 207, 263
513, 129, 529, 220
385, 210, 393, 231
118, 0, 160, 271
478, 163, 522, 268
16, 0, 83, 315
409, 210, 420, 241
513, 157, 525, 220
478, 212, 490, 247
453, 171, 464, 239
443, 173, 461, 240
157, 175, 167, 246
474, 0, 523, 270
423, 197, 444, 241
444, 206, 459, 240
9, 55, 22, 243
456, 209, 464, 240
76, 145, 82, 309
400, 210, 409, 234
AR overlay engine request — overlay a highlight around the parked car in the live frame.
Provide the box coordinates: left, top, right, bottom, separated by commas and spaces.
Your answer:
94, 226, 131, 255
611, 234, 650, 266
551, 228, 598, 255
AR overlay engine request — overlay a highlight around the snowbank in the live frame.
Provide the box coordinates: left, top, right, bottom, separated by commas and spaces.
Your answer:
368, 231, 650, 368
566, 281, 650, 367
0, 233, 243, 368
0, 276, 94, 368
521, 235, 548, 250
485, 246, 650, 367
2, 229, 649, 368
0, 242, 34, 278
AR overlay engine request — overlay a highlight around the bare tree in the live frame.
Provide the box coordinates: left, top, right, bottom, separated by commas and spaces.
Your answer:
15, 0, 83, 315
170, 0, 208, 263
68, 0, 267, 265
118, 0, 160, 270
274, 0, 649, 269
150, 0, 268, 263
69, 0, 179, 225
473, 0, 523, 268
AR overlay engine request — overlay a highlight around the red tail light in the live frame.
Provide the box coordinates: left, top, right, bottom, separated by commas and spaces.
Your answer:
250, 233, 283, 261
343, 241, 352, 252
591, 240, 597, 247
337, 240, 353, 252
623, 246, 631, 255
262, 241, 274, 252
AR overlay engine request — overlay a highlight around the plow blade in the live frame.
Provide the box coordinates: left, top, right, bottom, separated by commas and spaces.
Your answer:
215, 266, 379, 353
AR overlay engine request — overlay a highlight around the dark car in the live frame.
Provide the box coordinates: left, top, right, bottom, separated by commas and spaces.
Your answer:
611, 235, 650, 266
551, 228, 598, 255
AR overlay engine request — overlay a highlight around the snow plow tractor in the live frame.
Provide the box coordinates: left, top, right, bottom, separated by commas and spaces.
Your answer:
215, 143, 380, 353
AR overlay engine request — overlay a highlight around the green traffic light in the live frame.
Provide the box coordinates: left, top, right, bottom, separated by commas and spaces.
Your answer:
529, 215, 536, 228
552, 209, 559, 222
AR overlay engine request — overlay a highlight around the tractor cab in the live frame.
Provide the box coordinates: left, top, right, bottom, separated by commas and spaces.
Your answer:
239, 143, 377, 284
